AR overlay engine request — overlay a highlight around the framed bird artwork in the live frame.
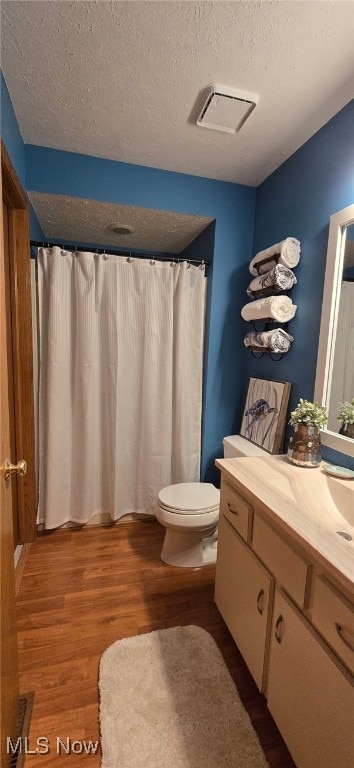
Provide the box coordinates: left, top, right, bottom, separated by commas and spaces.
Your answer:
240, 377, 291, 454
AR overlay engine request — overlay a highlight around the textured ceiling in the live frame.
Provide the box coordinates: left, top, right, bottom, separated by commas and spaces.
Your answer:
28, 192, 213, 253
1, 1, 354, 186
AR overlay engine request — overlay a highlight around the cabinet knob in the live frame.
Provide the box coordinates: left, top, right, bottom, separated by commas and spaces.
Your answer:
227, 502, 238, 515
275, 614, 283, 644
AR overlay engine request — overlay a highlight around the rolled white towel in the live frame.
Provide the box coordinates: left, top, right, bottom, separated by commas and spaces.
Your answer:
244, 328, 294, 353
250, 237, 301, 276
247, 264, 297, 297
241, 295, 297, 322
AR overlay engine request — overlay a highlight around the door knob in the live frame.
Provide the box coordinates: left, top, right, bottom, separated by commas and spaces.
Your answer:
1, 459, 27, 481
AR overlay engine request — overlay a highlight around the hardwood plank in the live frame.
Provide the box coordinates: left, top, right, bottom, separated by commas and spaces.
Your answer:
16, 521, 295, 767
16, 595, 65, 615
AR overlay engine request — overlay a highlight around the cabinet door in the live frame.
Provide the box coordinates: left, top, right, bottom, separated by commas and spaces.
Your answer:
267, 590, 354, 768
215, 515, 273, 691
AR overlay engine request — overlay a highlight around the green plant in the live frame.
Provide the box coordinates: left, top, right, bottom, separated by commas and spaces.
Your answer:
337, 398, 354, 425
289, 398, 328, 427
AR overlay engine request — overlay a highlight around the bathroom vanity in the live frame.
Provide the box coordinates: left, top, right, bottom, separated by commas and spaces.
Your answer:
214, 455, 354, 768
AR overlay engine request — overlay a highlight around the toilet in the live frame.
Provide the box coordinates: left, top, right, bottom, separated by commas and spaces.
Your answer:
156, 435, 266, 567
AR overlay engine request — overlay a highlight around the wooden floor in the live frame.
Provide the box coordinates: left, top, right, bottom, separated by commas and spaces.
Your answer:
16, 521, 295, 766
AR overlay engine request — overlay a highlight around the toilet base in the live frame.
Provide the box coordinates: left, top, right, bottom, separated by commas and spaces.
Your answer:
160, 527, 218, 567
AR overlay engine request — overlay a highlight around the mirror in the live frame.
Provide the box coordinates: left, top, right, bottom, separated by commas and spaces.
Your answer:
315, 203, 354, 457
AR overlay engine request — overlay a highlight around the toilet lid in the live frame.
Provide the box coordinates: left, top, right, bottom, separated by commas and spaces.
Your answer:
158, 483, 220, 515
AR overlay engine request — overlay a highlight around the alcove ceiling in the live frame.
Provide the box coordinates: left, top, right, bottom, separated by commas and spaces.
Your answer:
28, 192, 214, 253
2, 1, 354, 186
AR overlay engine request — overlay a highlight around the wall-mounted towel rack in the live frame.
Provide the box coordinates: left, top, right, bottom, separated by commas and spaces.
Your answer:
244, 240, 301, 358
247, 286, 293, 300
249, 318, 289, 332
247, 344, 295, 362
253, 253, 281, 275
244, 249, 299, 359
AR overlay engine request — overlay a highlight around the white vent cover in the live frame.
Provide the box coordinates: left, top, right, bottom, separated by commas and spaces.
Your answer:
197, 84, 258, 134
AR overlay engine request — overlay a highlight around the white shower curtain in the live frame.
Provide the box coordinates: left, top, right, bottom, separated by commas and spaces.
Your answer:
37, 247, 206, 529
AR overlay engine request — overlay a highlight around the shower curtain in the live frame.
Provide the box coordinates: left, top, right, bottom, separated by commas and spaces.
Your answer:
37, 247, 206, 529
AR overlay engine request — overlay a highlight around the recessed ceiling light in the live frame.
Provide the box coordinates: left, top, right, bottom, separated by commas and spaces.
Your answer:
108, 225, 134, 235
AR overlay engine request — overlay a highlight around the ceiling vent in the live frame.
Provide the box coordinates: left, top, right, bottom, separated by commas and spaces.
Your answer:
196, 84, 258, 134
108, 224, 134, 235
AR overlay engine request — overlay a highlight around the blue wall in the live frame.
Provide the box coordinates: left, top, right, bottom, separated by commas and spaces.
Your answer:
1, 72, 45, 239
182, 223, 216, 476
249, 100, 354, 466
2, 68, 353, 472
25, 145, 256, 483
29, 206, 45, 240
1, 72, 26, 188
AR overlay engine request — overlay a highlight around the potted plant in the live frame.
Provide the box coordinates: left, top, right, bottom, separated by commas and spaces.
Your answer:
337, 399, 354, 439
287, 398, 328, 466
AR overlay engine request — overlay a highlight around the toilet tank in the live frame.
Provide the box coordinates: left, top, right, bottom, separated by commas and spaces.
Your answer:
223, 435, 267, 458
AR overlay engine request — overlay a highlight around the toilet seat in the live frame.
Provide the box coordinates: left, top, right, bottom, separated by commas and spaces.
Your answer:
158, 501, 219, 516
158, 482, 220, 515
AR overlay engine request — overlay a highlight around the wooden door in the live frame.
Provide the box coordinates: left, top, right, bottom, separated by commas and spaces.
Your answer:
1, 143, 36, 765
0, 174, 19, 768
2, 200, 20, 546
1, 143, 36, 546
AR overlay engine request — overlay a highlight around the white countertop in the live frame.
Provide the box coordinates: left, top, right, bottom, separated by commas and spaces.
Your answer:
216, 455, 354, 592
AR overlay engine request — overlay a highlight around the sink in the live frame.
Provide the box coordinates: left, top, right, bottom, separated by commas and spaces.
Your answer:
228, 456, 354, 538
326, 475, 353, 528
267, 461, 353, 534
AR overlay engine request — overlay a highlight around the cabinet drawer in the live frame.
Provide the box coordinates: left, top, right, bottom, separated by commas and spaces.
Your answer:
312, 576, 354, 674
252, 513, 310, 608
220, 480, 252, 543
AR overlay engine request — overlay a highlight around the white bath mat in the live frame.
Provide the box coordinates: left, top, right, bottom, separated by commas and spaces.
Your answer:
99, 625, 269, 768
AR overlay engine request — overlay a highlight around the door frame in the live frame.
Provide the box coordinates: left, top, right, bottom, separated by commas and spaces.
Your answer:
1, 140, 36, 542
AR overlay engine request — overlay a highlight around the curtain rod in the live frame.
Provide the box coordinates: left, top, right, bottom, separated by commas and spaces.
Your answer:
30, 241, 210, 266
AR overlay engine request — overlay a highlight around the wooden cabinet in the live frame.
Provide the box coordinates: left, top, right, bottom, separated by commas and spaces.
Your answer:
215, 473, 354, 768
215, 516, 273, 691
267, 590, 354, 768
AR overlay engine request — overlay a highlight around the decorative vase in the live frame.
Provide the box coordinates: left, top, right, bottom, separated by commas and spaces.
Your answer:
287, 423, 321, 467
339, 423, 354, 439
